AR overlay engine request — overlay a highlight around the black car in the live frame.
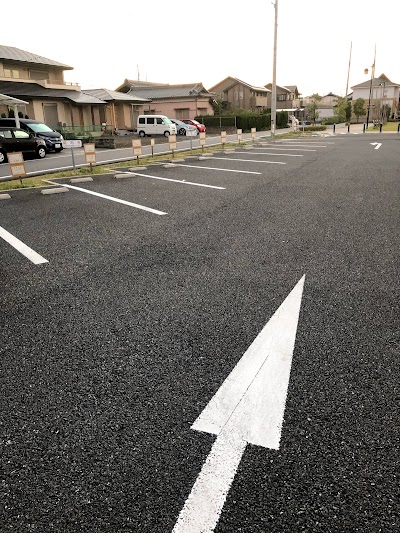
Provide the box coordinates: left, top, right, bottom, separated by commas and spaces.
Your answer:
0, 127, 47, 163
0, 118, 63, 153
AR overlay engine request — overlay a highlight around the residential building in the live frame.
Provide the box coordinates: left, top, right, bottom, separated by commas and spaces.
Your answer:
350, 73, 400, 121
264, 84, 301, 112
116, 80, 214, 119
0, 45, 148, 130
302, 92, 339, 120
208, 77, 270, 112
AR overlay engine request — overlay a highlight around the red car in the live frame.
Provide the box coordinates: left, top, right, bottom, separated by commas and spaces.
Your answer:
181, 119, 206, 133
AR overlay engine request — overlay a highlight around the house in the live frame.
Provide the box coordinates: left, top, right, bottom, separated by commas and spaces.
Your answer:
208, 76, 270, 112
350, 73, 400, 121
116, 80, 214, 119
0, 45, 148, 130
302, 92, 339, 120
264, 84, 301, 112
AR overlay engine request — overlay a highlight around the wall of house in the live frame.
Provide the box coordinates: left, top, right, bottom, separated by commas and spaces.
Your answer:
139, 98, 212, 119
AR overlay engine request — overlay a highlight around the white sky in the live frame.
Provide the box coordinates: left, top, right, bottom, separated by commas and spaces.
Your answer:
2, 0, 399, 97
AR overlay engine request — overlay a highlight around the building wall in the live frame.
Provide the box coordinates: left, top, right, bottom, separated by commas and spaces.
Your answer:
140, 98, 212, 119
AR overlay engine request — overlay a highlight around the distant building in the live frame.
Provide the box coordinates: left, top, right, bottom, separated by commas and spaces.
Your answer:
350, 73, 400, 121
116, 80, 214, 119
264, 84, 301, 113
208, 76, 270, 112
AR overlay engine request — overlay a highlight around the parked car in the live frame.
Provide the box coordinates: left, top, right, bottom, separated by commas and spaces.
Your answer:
181, 119, 206, 133
0, 127, 47, 163
0, 118, 64, 152
136, 115, 177, 137
170, 119, 198, 136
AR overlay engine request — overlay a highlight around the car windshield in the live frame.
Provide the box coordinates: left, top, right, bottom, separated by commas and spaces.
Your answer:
192, 120, 201, 125
163, 118, 172, 124
173, 120, 185, 126
27, 123, 54, 133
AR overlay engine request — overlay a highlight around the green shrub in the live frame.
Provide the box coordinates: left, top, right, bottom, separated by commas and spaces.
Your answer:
302, 125, 327, 132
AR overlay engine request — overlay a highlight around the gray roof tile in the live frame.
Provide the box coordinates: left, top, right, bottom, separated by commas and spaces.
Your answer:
0, 45, 73, 69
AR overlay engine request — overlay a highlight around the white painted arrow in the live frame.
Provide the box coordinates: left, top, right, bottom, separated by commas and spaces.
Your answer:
172, 275, 305, 533
370, 142, 382, 150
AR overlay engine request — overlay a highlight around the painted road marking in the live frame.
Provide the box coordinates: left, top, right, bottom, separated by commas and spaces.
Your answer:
118, 171, 225, 189
252, 147, 316, 152
210, 157, 286, 165
0, 226, 48, 264
43, 179, 167, 215
233, 151, 303, 158
370, 142, 382, 150
173, 276, 305, 533
172, 164, 261, 175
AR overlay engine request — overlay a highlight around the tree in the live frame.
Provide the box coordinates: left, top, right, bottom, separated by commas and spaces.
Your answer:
333, 96, 348, 122
306, 93, 322, 124
353, 98, 366, 123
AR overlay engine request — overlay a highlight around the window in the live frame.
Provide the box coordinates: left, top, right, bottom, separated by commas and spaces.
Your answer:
139, 117, 145, 124
14, 130, 30, 139
0, 130, 12, 138
234, 91, 238, 100
198, 108, 207, 115
147, 117, 155, 124
4, 69, 19, 78
277, 94, 287, 101
156, 118, 163, 124
175, 108, 190, 119
239, 92, 243, 100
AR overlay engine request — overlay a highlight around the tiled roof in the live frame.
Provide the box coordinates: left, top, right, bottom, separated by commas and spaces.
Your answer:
126, 82, 213, 100
82, 88, 150, 102
209, 77, 270, 93
0, 45, 73, 70
0, 82, 105, 104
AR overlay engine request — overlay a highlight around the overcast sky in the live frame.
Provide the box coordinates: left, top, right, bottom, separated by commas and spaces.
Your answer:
3, 0, 399, 97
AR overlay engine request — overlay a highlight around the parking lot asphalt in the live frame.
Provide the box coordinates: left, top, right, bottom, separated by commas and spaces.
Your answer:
1, 133, 399, 532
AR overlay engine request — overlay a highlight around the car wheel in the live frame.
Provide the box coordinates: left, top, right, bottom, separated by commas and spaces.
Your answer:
36, 146, 46, 159
139, 130, 145, 137
164, 131, 170, 137
179, 128, 186, 136
0, 150, 7, 164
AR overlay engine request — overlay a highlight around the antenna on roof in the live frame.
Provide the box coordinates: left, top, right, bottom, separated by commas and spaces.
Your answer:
137, 65, 140, 81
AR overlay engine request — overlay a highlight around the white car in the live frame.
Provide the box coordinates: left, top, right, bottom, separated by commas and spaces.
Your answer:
170, 119, 198, 136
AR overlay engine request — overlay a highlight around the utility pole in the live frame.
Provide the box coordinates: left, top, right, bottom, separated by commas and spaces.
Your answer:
271, 0, 278, 137
345, 41, 352, 97
366, 44, 376, 130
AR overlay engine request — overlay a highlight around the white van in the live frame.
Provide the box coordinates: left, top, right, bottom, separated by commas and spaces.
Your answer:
137, 115, 177, 137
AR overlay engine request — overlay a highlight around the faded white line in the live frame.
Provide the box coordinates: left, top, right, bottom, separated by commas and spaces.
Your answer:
172, 164, 261, 174
252, 147, 316, 152
210, 157, 286, 165
0, 226, 48, 264
233, 151, 303, 158
122, 171, 225, 189
173, 276, 305, 532
43, 179, 166, 215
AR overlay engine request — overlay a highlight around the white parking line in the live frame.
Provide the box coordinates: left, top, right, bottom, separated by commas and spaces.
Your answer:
0, 226, 48, 264
121, 171, 225, 189
277, 143, 328, 147
252, 147, 316, 152
210, 157, 286, 165
43, 179, 167, 215
233, 151, 303, 158
171, 164, 262, 175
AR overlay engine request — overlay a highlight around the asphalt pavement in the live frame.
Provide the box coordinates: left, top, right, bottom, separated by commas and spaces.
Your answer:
1, 131, 399, 532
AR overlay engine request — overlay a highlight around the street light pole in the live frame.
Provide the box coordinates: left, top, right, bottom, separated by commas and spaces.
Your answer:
271, 0, 278, 137
365, 44, 376, 130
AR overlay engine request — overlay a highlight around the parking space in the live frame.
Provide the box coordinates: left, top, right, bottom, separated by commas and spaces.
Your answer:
1, 141, 336, 274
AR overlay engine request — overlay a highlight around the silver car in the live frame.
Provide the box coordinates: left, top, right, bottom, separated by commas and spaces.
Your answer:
170, 119, 198, 136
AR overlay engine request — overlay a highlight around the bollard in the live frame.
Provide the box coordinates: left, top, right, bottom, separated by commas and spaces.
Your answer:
379, 123, 382, 133
333, 124, 336, 133
347, 123, 350, 133
363, 123, 366, 133
398, 123, 400, 133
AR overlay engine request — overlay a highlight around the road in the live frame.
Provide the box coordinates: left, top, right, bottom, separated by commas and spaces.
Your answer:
1, 131, 399, 532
